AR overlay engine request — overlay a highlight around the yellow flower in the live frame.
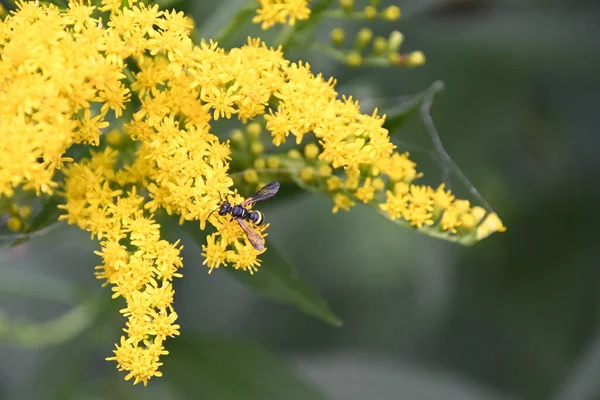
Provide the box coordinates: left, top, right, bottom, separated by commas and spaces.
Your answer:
60, 149, 183, 386
440, 206, 461, 233
404, 185, 434, 228
376, 152, 420, 183
477, 212, 506, 239
0, 1, 126, 196
433, 184, 455, 209
253, 0, 311, 29
379, 190, 407, 220
332, 192, 355, 213
355, 178, 376, 203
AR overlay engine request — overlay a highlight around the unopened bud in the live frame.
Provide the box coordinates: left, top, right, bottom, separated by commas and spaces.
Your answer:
355, 27, 373, 50
382, 5, 401, 21
330, 27, 345, 47
346, 51, 362, 67
363, 5, 377, 19
388, 30, 404, 52
372, 36, 388, 55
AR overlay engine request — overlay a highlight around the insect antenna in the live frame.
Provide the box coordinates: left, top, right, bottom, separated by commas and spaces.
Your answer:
206, 190, 224, 220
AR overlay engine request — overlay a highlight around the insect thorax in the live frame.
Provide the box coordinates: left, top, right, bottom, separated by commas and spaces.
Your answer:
231, 205, 250, 219
218, 202, 231, 216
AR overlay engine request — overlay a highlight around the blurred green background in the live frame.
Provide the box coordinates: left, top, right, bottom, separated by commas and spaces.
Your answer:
1, 0, 600, 399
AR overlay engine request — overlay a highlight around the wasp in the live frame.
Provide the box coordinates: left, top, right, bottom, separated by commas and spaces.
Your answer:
213, 182, 280, 251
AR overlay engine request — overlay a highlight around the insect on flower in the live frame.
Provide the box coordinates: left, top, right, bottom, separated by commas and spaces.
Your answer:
214, 182, 280, 251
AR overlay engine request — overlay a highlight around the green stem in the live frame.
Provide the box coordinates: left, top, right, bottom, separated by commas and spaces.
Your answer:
310, 43, 393, 67
275, 24, 296, 48
276, 0, 337, 49
321, 10, 369, 20
0, 266, 77, 304
0, 301, 98, 348
214, 3, 256, 45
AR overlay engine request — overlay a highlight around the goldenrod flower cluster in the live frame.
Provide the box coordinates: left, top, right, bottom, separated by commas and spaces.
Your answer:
0, 0, 505, 386
0, 1, 125, 196
253, 0, 311, 29
59, 149, 182, 385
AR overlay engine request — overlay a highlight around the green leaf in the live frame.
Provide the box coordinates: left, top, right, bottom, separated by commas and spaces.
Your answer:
164, 335, 325, 400
226, 241, 342, 327
180, 219, 342, 327
382, 82, 440, 133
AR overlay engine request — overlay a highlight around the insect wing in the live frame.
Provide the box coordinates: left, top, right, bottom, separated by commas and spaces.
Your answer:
240, 182, 280, 207
235, 218, 265, 251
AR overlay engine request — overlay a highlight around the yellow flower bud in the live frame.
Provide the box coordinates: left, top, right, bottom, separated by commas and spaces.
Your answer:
471, 206, 487, 222
372, 177, 385, 191
243, 169, 259, 184
304, 143, 320, 160
355, 27, 373, 49
105, 129, 122, 147
327, 176, 342, 191
267, 155, 280, 169
388, 51, 401, 65
300, 167, 314, 182
339, 0, 354, 12
319, 164, 333, 177
460, 213, 477, 230
18, 206, 32, 219
372, 36, 388, 55
454, 200, 471, 213
382, 5, 401, 21
407, 51, 426, 67
246, 122, 262, 136
250, 142, 264, 155
230, 129, 244, 144
254, 158, 266, 169
330, 27, 345, 47
288, 149, 302, 159
346, 51, 362, 67
363, 5, 377, 19
388, 31, 404, 52
7, 216, 22, 232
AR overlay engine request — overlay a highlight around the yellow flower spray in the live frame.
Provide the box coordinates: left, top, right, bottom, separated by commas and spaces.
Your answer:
0, 0, 505, 385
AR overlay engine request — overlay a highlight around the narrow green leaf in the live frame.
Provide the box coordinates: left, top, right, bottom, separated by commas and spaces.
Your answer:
226, 241, 342, 327
0, 267, 76, 304
164, 335, 325, 400
382, 82, 438, 133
